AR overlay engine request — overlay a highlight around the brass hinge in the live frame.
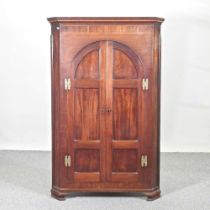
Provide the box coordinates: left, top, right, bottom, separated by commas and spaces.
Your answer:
64, 155, 71, 167
64, 78, 71, 91
141, 155, 148, 168
142, 78, 149, 90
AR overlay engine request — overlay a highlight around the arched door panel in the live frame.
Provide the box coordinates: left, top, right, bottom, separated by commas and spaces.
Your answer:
105, 41, 144, 182
68, 41, 106, 183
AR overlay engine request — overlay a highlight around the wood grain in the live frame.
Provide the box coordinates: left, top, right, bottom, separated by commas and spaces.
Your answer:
74, 89, 99, 141
113, 88, 138, 140
74, 149, 100, 172
113, 49, 137, 79
76, 50, 99, 79
112, 149, 138, 172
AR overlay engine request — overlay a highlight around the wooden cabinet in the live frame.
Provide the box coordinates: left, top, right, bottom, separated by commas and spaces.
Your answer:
48, 17, 164, 201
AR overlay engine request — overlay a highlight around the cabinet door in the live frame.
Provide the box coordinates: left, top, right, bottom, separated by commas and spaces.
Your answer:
67, 40, 148, 184
106, 41, 145, 183
67, 42, 107, 183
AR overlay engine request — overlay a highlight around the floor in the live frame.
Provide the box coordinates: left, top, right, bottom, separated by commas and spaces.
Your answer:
0, 151, 210, 210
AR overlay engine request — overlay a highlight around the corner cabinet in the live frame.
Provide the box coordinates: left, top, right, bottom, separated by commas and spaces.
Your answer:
48, 17, 164, 201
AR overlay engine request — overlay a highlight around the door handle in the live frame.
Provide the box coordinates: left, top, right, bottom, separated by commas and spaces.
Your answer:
106, 108, 112, 113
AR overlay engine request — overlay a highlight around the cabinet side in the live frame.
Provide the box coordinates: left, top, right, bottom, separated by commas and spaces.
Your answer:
50, 22, 61, 189
153, 22, 163, 188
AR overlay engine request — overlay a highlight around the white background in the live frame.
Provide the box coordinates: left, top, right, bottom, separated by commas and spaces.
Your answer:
0, 0, 210, 152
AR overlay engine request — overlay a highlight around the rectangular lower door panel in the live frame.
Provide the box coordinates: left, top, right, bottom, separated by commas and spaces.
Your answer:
74, 149, 100, 172
112, 149, 138, 172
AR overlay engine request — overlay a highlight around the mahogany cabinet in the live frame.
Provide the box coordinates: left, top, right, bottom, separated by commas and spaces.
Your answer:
48, 17, 164, 201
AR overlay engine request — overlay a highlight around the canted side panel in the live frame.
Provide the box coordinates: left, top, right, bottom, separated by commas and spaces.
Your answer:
51, 25, 64, 188
74, 89, 99, 140
113, 88, 138, 140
